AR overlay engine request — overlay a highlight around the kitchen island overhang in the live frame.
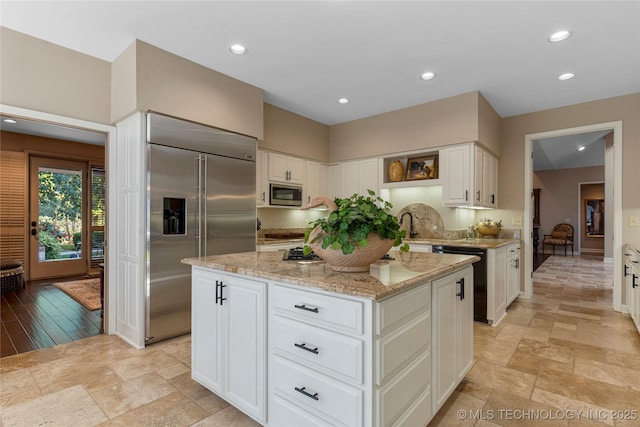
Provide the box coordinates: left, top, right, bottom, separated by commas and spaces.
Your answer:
182, 250, 479, 301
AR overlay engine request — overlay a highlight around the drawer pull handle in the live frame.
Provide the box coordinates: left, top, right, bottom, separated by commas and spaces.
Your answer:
295, 386, 319, 401
294, 342, 319, 354
294, 304, 319, 313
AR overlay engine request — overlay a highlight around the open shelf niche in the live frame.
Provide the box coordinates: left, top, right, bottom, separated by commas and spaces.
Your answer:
380, 150, 441, 189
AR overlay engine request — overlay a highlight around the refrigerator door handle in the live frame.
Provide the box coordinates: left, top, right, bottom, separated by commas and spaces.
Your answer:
199, 154, 206, 257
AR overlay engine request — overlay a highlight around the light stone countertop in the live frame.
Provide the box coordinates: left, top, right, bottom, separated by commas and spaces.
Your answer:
182, 250, 479, 300
405, 237, 519, 249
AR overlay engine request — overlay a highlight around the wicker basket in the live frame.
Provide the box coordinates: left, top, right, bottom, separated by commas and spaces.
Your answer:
307, 227, 394, 272
1, 259, 25, 294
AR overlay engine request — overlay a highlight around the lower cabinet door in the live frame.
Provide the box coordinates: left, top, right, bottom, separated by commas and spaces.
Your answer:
191, 269, 224, 395
457, 267, 474, 382
432, 274, 457, 411
226, 276, 266, 422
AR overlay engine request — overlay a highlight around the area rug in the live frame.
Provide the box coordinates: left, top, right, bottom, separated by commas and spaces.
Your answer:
52, 278, 101, 311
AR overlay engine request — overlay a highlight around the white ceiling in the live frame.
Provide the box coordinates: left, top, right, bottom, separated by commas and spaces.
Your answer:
533, 130, 610, 171
1, 1, 639, 127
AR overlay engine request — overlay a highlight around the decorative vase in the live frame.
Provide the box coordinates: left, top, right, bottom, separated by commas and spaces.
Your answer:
307, 227, 394, 272
388, 160, 404, 182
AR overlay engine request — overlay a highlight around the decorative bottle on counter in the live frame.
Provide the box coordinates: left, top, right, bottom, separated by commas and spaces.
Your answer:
388, 160, 404, 182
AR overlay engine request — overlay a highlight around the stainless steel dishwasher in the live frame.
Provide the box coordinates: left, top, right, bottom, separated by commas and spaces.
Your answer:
432, 245, 488, 323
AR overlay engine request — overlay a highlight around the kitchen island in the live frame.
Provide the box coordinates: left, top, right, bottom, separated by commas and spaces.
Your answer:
182, 250, 479, 426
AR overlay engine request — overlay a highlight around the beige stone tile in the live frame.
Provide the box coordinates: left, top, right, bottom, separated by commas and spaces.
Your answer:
89, 371, 176, 418
554, 322, 578, 331
39, 365, 122, 395
157, 362, 191, 380
0, 367, 42, 408
456, 378, 494, 402
482, 389, 568, 427
0, 346, 60, 374
474, 335, 519, 366
0, 384, 108, 426
196, 392, 230, 415
574, 357, 640, 392
495, 323, 551, 344
169, 371, 215, 401
428, 390, 486, 426
550, 322, 638, 354
535, 368, 640, 412
100, 391, 209, 426
465, 360, 537, 399
107, 348, 183, 381
191, 404, 260, 426
507, 338, 574, 376
557, 309, 601, 321
531, 388, 614, 426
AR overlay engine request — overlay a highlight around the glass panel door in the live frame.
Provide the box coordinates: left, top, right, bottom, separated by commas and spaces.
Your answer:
29, 157, 87, 279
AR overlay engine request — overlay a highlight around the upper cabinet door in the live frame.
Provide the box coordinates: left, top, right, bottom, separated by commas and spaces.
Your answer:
482, 151, 498, 208
267, 152, 304, 185
442, 145, 471, 206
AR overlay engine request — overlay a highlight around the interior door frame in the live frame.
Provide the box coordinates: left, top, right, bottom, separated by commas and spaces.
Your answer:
523, 121, 623, 312
28, 156, 88, 279
2, 104, 117, 333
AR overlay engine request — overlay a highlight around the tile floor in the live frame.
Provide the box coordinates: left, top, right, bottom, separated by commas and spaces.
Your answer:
1, 255, 639, 426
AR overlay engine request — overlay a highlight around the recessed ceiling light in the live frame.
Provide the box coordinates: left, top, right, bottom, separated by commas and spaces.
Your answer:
578, 146, 585, 151
3, 119, 17, 124
548, 30, 572, 43
558, 73, 576, 81
337, 98, 349, 104
228, 44, 247, 55
420, 72, 436, 81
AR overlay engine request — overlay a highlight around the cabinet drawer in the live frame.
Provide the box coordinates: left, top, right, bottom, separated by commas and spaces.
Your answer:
272, 285, 364, 335
376, 312, 430, 386
377, 283, 430, 335
376, 351, 431, 427
272, 355, 363, 426
273, 315, 364, 384
270, 393, 333, 427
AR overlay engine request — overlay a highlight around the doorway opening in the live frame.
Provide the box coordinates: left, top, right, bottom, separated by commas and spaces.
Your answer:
523, 121, 622, 311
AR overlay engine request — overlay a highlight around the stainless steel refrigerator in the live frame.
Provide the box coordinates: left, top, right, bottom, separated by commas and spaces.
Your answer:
146, 112, 256, 345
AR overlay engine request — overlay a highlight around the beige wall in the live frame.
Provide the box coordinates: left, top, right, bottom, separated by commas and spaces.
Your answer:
262, 104, 330, 162
477, 92, 501, 156
533, 166, 604, 250
500, 93, 640, 249
134, 41, 264, 139
0, 27, 112, 124
329, 91, 480, 162
110, 42, 137, 124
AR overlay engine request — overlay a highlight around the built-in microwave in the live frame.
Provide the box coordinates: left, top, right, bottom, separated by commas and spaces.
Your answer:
270, 183, 303, 207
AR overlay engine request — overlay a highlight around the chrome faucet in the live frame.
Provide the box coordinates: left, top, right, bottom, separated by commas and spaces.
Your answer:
399, 212, 417, 239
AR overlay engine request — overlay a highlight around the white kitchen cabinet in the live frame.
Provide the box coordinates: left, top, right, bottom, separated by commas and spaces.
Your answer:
191, 267, 266, 424
506, 243, 521, 306
442, 143, 498, 208
304, 160, 328, 206
256, 149, 269, 206
330, 158, 379, 199
432, 266, 473, 411
268, 152, 304, 184
257, 241, 303, 252
625, 245, 640, 334
486, 246, 507, 326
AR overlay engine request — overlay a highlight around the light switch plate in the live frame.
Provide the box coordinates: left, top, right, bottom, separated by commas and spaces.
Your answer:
630, 216, 639, 227
512, 217, 522, 226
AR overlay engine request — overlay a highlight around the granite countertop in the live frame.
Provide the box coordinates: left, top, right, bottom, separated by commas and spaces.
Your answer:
405, 237, 519, 249
257, 237, 304, 245
182, 250, 479, 300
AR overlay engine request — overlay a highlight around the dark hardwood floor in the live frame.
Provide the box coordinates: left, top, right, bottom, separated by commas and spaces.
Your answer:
1, 281, 102, 358
533, 251, 551, 272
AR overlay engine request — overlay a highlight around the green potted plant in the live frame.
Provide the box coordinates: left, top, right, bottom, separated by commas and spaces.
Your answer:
303, 190, 409, 272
